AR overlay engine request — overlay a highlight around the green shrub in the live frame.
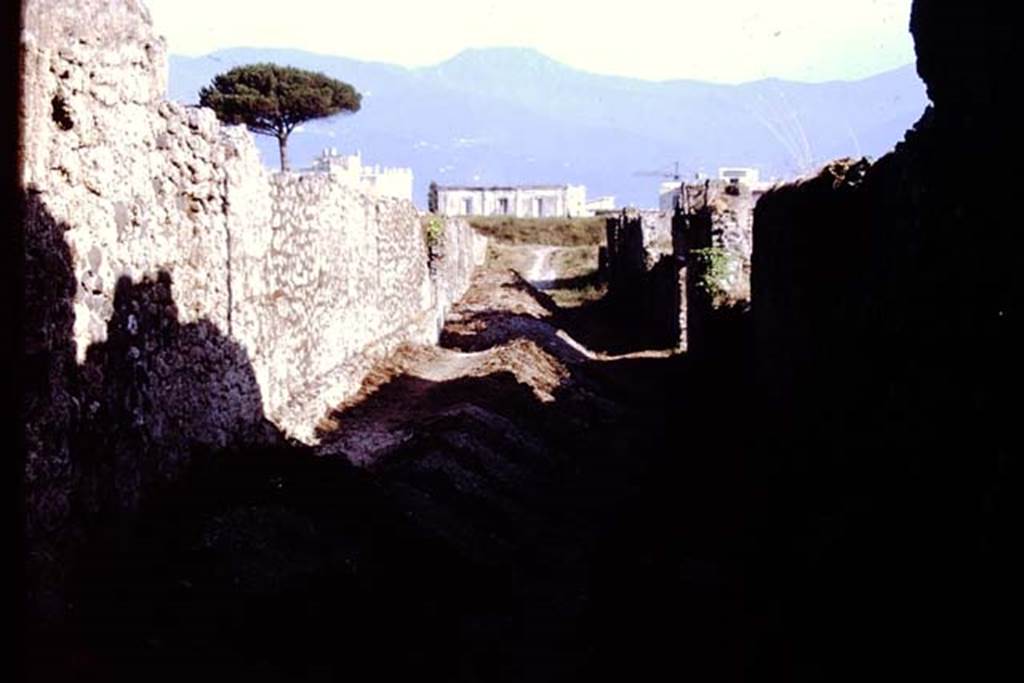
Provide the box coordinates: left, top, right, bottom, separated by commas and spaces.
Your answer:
422, 215, 444, 250
690, 247, 733, 299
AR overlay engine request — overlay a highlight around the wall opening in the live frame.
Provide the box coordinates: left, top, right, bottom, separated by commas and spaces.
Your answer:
50, 95, 73, 131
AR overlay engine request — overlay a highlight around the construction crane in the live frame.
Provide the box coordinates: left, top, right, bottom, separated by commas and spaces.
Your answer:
633, 162, 697, 211
632, 161, 681, 180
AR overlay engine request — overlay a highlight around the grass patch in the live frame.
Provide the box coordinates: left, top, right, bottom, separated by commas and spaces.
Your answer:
485, 244, 606, 308
549, 246, 599, 279
540, 246, 602, 309
468, 216, 606, 246
548, 274, 606, 309
485, 244, 538, 274
543, 246, 604, 308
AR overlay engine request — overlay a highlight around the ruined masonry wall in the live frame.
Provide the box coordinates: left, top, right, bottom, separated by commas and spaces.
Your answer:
234, 175, 487, 441
21, 0, 486, 622
604, 210, 674, 289
674, 180, 754, 356
602, 184, 755, 353
679, 180, 754, 300
603, 210, 683, 348
740, 3, 1018, 674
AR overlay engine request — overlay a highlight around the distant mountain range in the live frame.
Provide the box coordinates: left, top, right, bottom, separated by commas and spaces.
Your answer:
168, 47, 929, 208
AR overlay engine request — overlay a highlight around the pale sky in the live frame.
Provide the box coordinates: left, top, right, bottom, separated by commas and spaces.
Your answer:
145, 0, 915, 83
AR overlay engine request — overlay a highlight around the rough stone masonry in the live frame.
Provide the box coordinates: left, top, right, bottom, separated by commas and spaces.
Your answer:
20, 0, 487, 624
603, 181, 754, 353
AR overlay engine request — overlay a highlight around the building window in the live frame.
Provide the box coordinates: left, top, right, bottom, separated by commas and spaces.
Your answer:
498, 198, 509, 215
463, 197, 473, 215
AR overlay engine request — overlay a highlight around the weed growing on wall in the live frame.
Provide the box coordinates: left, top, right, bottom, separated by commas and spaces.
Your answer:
423, 216, 445, 273
424, 216, 444, 249
690, 246, 733, 300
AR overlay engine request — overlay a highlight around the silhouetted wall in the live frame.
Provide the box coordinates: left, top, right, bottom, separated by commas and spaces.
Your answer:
674, 180, 754, 358
604, 210, 683, 347
752, 158, 870, 431
5, 1, 24, 675
748, 1, 1018, 678
604, 184, 755, 353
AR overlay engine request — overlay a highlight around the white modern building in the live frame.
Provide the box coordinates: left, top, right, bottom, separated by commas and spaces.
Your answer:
719, 167, 775, 196
309, 148, 414, 202
436, 184, 589, 218
585, 195, 616, 214
718, 167, 761, 185
660, 168, 771, 210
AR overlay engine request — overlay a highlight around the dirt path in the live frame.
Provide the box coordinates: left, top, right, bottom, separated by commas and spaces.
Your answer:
524, 245, 558, 285
316, 254, 675, 468
316, 267, 589, 465
307, 263, 685, 678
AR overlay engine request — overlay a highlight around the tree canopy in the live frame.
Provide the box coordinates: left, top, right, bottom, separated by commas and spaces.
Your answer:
199, 63, 362, 171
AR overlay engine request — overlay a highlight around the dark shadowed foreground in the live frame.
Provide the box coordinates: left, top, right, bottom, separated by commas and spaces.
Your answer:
51, 259, 764, 682
19, 2, 1020, 681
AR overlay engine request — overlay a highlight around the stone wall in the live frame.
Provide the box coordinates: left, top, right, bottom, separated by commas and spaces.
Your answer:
604, 209, 674, 283
21, 0, 248, 623
603, 210, 683, 348
603, 183, 755, 353
674, 180, 754, 358
746, 1, 1018, 677
20, 0, 486, 626
232, 174, 485, 442
751, 158, 870, 432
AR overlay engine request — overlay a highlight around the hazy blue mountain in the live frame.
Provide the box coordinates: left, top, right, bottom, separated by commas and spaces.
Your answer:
169, 47, 929, 208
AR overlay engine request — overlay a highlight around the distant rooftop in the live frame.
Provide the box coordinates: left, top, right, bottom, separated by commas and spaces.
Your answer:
436, 184, 580, 191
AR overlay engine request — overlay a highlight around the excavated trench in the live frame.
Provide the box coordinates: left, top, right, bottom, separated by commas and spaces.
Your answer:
23, 4, 1018, 680
57, 245, 764, 682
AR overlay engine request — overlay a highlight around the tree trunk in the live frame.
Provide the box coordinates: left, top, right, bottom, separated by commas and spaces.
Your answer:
277, 134, 289, 172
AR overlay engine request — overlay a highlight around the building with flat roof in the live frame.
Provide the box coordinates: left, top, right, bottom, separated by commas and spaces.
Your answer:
661, 168, 773, 210
585, 195, 616, 214
309, 148, 413, 202
718, 167, 761, 185
435, 184, 589, 218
